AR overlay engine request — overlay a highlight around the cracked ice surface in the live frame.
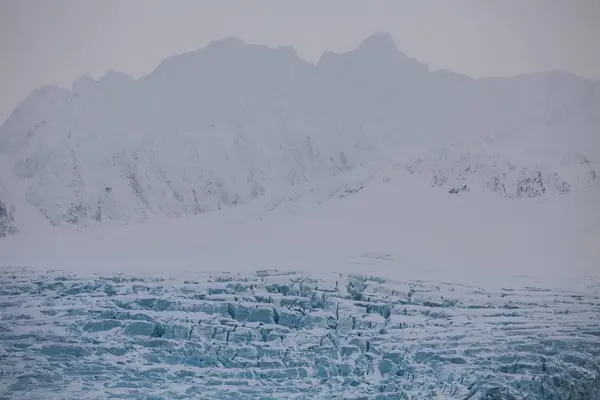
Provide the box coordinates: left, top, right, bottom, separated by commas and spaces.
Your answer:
0, 267, 599, 399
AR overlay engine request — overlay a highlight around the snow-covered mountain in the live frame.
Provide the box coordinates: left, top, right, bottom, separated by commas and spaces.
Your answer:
0, 32, 598, 235
1, 29, 599, 396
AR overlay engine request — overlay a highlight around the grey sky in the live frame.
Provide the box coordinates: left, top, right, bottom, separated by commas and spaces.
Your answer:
1, 0, 599, 125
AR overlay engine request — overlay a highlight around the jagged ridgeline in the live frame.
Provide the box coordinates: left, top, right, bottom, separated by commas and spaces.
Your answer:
0, 33, 598, 232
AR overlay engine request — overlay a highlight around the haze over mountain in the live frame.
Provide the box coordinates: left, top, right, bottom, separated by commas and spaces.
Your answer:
0, 32, 598, 236
1, 32, 599, 400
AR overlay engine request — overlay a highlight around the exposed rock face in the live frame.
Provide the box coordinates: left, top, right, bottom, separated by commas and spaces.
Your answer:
0, 198, 17, 237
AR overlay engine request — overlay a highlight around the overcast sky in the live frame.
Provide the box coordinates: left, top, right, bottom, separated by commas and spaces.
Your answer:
1, 0, 599, 124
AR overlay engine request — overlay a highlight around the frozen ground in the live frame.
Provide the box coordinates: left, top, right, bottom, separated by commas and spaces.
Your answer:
0, 267, 598, 399
1, 169, 599, 399
1, 33, 599, 399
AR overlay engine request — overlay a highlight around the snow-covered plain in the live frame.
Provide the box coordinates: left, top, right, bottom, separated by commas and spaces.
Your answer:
0, 33, 599, 399
1, 166, 599, 399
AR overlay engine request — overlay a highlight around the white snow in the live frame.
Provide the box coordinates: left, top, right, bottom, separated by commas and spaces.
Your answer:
0, 33, 598, 235
0, 162, 597, 292
0, 33, 599, 399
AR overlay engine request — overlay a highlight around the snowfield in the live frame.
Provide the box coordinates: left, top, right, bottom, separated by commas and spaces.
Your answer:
1, 166, 599, 399
1, 33, 599, 399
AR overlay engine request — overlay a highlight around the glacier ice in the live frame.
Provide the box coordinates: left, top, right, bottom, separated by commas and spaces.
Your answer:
0, 182, 17, 237
0, 267, 598, 399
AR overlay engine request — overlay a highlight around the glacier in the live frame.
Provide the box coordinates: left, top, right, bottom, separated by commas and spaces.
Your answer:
0, 267, 598, 399
1, 32, 600, 399
1, 159, 599, 399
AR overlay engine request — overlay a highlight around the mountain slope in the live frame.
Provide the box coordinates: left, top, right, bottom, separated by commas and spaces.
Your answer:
0, 33, 598, 235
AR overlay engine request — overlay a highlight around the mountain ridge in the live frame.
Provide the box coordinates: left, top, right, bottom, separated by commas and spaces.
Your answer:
0, 32, 598, 236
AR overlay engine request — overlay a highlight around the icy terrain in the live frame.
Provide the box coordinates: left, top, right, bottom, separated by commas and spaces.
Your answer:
1, 32, 599, 399
1, 164, 599, 398
1, 267, 599, 399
